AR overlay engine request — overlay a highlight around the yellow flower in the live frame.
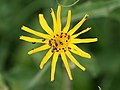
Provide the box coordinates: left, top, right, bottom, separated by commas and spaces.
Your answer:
20, 5, 98, 81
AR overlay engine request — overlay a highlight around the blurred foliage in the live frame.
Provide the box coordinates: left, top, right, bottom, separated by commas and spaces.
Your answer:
0, 0, 120, 90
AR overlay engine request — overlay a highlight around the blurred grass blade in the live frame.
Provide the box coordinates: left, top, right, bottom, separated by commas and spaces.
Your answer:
0, 74, 9, 90
27, 62, 50, 90
98, 86, 102, 90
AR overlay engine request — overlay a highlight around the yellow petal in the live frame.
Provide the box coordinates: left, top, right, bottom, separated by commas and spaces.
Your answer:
63, 10, 71, 33
72, 27, 91, 38
28, 44, 50, 55
19, 36, 48, 43
61, 52, 73, 80
39, 14, 53, 35
21, 26, 51, 39
71, 38, 98, 44
50, 8, 57, 32
66, 51, 86, 71
51, 52, 59, 81
69, 44, 91, 59
68, 14, 89, 35
40, 49, 53, 69
56, 5, 61, 33
69, 49, 79, 57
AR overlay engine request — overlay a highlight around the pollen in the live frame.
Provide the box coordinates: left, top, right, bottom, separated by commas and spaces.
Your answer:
49, 32, 70, 53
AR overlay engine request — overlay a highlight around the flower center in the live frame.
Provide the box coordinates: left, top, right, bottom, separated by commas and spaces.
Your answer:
49, 32, 71, 52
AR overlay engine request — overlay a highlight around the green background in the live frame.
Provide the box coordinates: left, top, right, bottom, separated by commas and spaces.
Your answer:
0, 0, 120, 90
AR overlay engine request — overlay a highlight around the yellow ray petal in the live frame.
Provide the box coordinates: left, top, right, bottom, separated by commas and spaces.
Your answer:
51, 52, 59, 81
70, 48, 90, 59
72, 27, 91, 38
40, 49, 53, 69
21, 26, 51, 39
66, 51, 86, 71
69, 49, 79, 57
50, 8, 57, 32
69, 44, 91, 59
63, 10, 71, 33
56, 5, 61, 33
61, 52, 73, 80
68, 14, 89, 35
20, 36, 48, 43
39, 14, 53, 35
71, 38, 98, 44
28, 44, 50, 55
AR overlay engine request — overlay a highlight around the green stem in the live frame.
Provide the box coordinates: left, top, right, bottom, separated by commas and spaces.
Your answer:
56, 0, 80, 7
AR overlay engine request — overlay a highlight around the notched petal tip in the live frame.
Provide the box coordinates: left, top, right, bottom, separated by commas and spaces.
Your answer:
50, 8, 52, 13
19, 36, 23, 39
86, 14, 89, 16
50, 8, 54, 13
85, 14, 89, 17
88, 27, 91, 29
86, 27, 92, 32
85, 14, 89, 19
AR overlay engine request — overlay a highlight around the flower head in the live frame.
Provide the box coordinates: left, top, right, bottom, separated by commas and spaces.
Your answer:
20, 5, 98, 81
